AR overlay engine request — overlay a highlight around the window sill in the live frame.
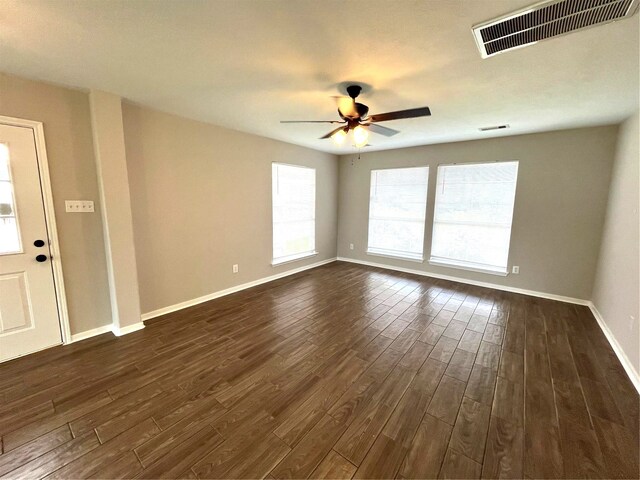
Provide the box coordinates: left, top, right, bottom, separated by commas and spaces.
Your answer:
428, 258, 508, 277
366, 250, 424, 264
272, 251, 318, 266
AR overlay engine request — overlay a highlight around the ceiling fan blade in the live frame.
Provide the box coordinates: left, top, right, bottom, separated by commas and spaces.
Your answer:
367, 123, 400, 137
320, 126, 347, 139
333, 96, 358, 118
280, 120, 344, 124
369, 107, 431, 123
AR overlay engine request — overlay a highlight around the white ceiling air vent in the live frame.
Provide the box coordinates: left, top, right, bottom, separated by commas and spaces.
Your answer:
472, 0, 639, 58
479, 124, 510, 131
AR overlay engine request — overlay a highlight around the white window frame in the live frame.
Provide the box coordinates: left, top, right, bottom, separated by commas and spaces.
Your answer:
271, 163, 317, 266
428, 160, 519, 276
366, 166, 430, 263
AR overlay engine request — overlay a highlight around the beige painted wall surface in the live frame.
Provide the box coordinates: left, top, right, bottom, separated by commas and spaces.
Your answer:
592, 111, 639, 375
122, 103, 339, 314
337, 126, 618, 300
90, 91, 142, 329
0, 73, 112, 334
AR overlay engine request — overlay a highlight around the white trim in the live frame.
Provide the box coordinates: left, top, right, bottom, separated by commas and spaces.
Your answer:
142, 257, 337, 321
337, 256, 590, 306
0, 115, 72, 344
70, 325, 113, 343
112, 322, 145, 337
272, 251, 318, 266
428, 258, 509, 277
271, 161, 316, 171
367, 250, 424, 263
69, 321, 145, 343
436, 159, 519, 168
588, 302, 640, 394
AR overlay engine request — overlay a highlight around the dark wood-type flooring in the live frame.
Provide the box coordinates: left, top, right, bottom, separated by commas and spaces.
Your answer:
1, 261, 638, 479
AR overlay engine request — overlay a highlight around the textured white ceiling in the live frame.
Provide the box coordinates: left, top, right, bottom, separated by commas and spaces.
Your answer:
0, 0, 638, 154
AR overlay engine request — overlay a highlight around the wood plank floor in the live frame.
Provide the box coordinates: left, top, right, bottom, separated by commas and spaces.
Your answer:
1, 261, 638, 479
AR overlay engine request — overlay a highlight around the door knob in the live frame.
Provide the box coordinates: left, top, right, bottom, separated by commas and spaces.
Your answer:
35, 254, 48, 262
34, 239, 45, 247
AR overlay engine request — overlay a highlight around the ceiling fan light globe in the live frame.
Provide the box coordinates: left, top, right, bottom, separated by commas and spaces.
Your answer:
353, 125, 369, 147
331, 129, 347, 145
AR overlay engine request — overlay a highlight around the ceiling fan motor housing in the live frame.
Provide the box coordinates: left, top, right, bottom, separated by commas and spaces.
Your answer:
346, 85, 362, 99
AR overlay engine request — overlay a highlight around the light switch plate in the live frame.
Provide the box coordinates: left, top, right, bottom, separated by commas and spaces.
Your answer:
65, 200, 94, 213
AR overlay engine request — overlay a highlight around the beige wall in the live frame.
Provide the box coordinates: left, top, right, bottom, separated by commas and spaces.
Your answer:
122, 103, 339, 315
592, 111, 639, 376
337, 126, 618, 300
0, 70, 625, 345
0, 73, 112, 334
90, 91, 142, 330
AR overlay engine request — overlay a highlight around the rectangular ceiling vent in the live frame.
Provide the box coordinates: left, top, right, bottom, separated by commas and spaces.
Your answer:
472, 0, 639, 58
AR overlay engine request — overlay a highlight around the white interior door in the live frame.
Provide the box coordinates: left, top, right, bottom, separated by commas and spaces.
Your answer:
0, 123, 61, 361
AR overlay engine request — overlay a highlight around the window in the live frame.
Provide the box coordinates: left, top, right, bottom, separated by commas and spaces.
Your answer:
429, 161, 519, 275
272, 163, 316, 265
0, 143, 21, 255
367, 166, 429, 261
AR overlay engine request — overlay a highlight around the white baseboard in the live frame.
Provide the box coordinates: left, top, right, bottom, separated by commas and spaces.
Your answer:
112, 322, 145, 337
69, 325, 113, 343
337, 256, 590, 306
588, 302, 640, 393
69, 321, 145, 343
141, 257, 338, 321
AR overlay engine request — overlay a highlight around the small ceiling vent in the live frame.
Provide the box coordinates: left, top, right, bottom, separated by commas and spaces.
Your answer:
472, 0, 639, 58
480, 124, 510, 131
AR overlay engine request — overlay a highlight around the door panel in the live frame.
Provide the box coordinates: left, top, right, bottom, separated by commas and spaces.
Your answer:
0, 272, 34, 333
0, 124, 61, 361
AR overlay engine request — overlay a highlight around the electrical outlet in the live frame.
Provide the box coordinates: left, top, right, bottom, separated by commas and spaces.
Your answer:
512, 265, 520, 274
65, 200, 94, 213
630, 315, 636, 332
232, 264, 239, 274
349, 243, 354, 250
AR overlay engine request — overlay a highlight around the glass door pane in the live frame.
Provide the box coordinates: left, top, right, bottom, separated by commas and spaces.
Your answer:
0, 143, 22, 254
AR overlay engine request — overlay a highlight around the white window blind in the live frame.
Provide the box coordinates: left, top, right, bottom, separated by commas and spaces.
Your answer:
272, 163, 316, 265
430, 161, 519, 275
367, 166, 429, 261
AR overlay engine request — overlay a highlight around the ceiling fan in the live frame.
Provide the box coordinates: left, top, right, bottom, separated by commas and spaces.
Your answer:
281, 85, 431, 147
